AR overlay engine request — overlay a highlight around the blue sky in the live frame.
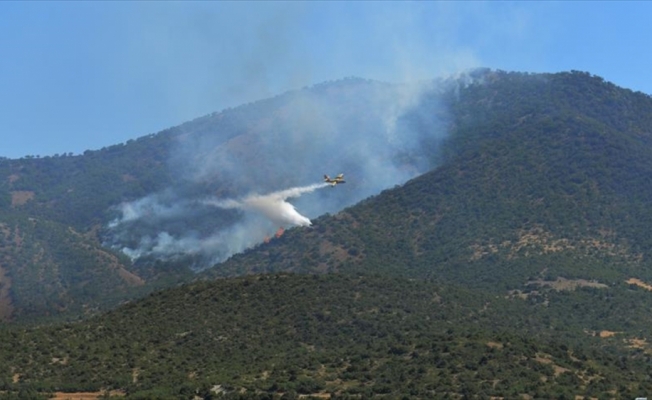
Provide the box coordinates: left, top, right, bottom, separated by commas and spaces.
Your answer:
1, 1, 651, 159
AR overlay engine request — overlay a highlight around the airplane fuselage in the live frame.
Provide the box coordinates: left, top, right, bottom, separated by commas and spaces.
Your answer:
324, 174, 345, 186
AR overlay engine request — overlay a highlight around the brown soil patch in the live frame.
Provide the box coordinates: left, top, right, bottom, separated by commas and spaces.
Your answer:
552, 364, 570, 377
584, 329, 622, 339
625, 337, 648, 349
534, 353, 570, 377
8, 174, 19, 184
117, 267, 145, 286
51, 390, 124, 399
11, 191, 34, 207
486, 341, 504, 349
626, 278, 652, 291
507, 229, 573, 258
513, 277, 607, 300
73, 234, 144, 287
471, 227, 641, 263
470, 243, 499, 261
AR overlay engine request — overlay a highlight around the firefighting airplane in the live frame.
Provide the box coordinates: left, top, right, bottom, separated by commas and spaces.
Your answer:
324, 173, 346, 186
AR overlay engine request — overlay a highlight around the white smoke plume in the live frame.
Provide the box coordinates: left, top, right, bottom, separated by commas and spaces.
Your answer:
205, 183, 329, 226
103, 73, 485, 271
107, 182, 330, 267
108, 192, 190, 228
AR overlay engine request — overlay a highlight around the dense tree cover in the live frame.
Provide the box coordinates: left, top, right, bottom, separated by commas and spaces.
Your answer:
2, 70, 652, 397
0, 214, 149, 323
0, 133, 177, 322
204, 71, 652, 289
1, 273, 652, 399
4, 70, 652, 322
0, 133, 170, 228
0, 77, 398, 322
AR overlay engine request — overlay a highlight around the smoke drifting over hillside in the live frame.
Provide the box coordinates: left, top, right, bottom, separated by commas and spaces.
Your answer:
108, 183, 327, 266
105, 77, 463, 269
205, 183, 329, 227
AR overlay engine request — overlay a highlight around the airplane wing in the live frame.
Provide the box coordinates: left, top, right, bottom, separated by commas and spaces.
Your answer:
324, 173, 345, 185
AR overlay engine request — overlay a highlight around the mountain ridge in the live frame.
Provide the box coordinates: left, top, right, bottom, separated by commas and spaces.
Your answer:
3, 69, 652, 325
201, 71, 652, 288
4, 70, 652, 398
0, 76, 407, 322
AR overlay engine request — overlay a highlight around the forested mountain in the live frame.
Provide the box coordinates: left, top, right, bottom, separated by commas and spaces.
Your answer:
205, 70, 652, 290
3, 70, 652, 397
198, 72, 652, 362
3, 69, 652, 325
1, 77, 442, 322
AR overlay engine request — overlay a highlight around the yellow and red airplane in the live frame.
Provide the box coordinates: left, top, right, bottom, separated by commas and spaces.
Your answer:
324, 173, 346, 186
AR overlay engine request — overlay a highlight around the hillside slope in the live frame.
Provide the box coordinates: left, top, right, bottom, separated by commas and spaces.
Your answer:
2, 273, 651, 399
4, 70, 652, 398
4, 69, 652, 325
0, 215, 146, 323
0, 77, 449, 322
205, 71, 652, 290
192, 72, 652, 385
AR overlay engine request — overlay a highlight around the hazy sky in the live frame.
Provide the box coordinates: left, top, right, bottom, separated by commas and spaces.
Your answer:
2, 1, 651, 159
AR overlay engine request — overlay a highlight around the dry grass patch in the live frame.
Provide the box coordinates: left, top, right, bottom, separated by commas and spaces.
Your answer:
625, 337, 648, 349
10, 191, 34, 207
626, 278, 652, 291
471, 227, 641, 263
